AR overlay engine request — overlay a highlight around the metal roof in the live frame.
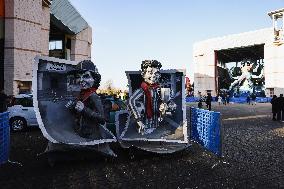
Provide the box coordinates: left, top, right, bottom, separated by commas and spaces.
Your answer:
50, 0, 89, 34
217, 45, 264, 63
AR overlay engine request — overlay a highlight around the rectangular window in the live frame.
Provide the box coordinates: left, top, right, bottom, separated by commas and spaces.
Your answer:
49, 40, 63, 50
14, 98, 33, 107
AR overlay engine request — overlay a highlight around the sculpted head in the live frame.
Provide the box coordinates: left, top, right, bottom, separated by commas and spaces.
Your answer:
141, 60, 162, 85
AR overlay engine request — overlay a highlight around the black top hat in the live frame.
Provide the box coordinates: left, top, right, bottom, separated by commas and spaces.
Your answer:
68, 60, 99, 75
76, 60, 98, 74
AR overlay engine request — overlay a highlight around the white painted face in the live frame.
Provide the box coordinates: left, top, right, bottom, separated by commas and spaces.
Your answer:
76, 71, 95, 89
241, 62, 253, 72
142, 67, 161, 85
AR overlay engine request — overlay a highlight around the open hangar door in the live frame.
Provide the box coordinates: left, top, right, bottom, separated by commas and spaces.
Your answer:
215, 44, 265, 97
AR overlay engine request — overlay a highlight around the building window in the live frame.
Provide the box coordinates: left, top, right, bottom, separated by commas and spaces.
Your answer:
18, 81, 32, 94
49, 40, 63, 50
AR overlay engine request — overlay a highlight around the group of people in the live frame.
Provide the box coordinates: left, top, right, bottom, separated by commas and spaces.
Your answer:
198, 92, 232, 111
217, 94, 230, 105
246, 93, 257, 105
271, 94, 284, 121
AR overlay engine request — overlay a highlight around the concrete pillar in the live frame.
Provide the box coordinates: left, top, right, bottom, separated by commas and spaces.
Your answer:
4, 0, 50, 95
70, 26, 92, 62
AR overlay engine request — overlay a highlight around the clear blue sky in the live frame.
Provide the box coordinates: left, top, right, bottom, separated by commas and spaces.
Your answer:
69, 0, 283, 90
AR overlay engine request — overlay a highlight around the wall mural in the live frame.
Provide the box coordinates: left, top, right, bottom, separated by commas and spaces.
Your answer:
219, 59, 265, 97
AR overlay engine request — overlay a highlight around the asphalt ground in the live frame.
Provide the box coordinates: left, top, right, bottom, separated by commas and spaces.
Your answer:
1, 102, 284, 189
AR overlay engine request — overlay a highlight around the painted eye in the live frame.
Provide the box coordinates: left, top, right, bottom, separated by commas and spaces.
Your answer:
83, 74, 91, 79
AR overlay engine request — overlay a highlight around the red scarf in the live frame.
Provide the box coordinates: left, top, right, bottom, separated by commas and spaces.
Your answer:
140, 82, 159, 119
79, 87, 97, 103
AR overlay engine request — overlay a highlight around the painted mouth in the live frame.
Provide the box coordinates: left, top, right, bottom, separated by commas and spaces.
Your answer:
147, 78, 158, 84
80, 82, 88, 88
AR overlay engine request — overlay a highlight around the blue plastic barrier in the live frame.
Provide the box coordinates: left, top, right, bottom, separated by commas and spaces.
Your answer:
186, 97, 199, 102
0, 112, 10, 165
186, 96, 220, 103
186, 96, 271, 104
230, 97, 247, 104
229, 97, 272, 104
190, 107, 222, 156
256, 97, 272, 103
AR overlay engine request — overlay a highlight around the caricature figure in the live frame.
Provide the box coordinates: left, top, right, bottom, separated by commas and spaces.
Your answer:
229, 60, 254, 92
66, 60, 106, 138
128, 60, 170, 135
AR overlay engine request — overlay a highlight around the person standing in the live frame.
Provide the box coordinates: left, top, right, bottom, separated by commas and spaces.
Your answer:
218, 95, 222, 105
0, 89, 8, 113
276, 94, 284, 122
222, 94, 227, 105
205, 93, 213, 111
246, 95, 251, 105
226, 94, 230, 105
197, 91, 203, 108
270, 95, 278, 121
251, 93, 257, 105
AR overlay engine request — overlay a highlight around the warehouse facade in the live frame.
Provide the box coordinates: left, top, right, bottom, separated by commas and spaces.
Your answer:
0, 0, 92, 95
193, 8, 284, 97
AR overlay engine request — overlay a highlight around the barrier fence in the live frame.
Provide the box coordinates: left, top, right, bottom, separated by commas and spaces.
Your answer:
230, 97, 272, 103
0, 108, 222, 165
0, 112, 10, 165
190, 107, 222, 156
186, 96, 272, 103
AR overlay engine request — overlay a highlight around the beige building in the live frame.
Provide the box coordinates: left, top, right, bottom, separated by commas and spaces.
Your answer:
0, 0, 92, 95
193, 8, 284, 97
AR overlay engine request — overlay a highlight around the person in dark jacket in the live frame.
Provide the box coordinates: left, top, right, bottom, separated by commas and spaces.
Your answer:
276, 94, 284, 121
270, 95, 278, 121
0, 89, 8, 113
222, 94, 226, 105
205, 93, 213, 111
246, 95, 251, 105
226, 94, 230, 105
197, 91, 203, 108
251, 93, 257, 105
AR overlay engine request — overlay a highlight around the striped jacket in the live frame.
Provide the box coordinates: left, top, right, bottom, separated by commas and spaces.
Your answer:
128, 87, 161, 129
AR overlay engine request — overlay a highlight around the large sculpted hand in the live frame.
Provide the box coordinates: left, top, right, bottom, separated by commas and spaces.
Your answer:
75, 101, 84, 112
137, 120, 145, 134
65, 100, 75, 109
167, 100, 177, 111
159, 102, 168, 115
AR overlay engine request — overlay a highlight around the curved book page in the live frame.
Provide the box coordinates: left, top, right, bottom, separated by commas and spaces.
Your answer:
115, 70, 189, 153
32, 56, 117, 147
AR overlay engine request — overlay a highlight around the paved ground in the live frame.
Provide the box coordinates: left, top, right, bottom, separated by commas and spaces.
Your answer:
1, 102, 284, 189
